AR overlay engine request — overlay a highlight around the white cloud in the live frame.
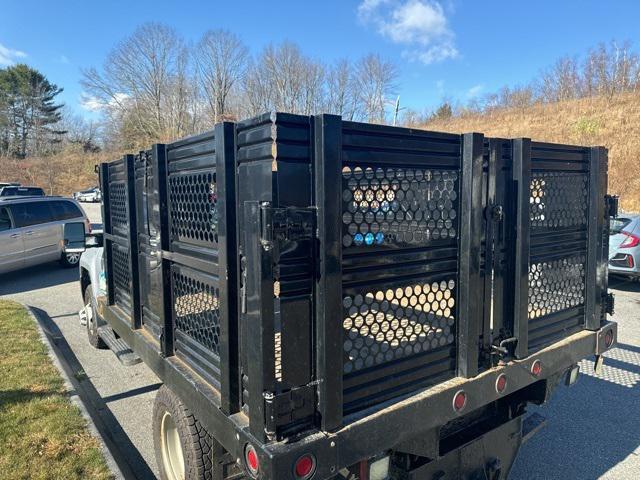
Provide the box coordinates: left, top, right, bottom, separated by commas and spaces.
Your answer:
466, 84, 484, 99
0, 42, 27, 66
358, 0, 458, 65
58, 55, 70, 64
80, 92, 129, 112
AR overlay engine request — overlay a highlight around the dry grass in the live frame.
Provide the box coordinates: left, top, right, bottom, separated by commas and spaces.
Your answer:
420, 92, 640, 212
1, 146, 116, 197
0, 300, 112, 480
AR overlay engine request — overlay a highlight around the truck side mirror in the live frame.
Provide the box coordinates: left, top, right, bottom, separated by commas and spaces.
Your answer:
63, 222, 86, 253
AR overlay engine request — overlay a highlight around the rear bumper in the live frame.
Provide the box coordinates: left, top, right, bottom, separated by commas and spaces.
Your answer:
262, 322, 617, 479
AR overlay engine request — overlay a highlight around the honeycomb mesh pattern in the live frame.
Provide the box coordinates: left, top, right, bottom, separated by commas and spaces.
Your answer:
341, 166, 458, 248
342, 280, 456, 374
168, 172, 218, 245
528, 255, 586, 319
530, 172, 588, 228
173, 268, 221, 356
109, 182, 128, 233
112, 244, 131, 308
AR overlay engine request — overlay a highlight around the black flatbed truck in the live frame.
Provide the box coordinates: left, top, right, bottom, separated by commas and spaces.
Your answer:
79, 112, 618, 480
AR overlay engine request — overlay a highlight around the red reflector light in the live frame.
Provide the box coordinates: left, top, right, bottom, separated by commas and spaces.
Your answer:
245, 445, 259, 477
453, 390, 467, 412
294, 454, 316, 479
605, 330, 614, 349
620, 231, 640, 248
531, 360, 542, 377
495, 374, 507, 393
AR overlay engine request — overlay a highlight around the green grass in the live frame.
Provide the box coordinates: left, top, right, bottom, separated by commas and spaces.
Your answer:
0, 300, 113, 480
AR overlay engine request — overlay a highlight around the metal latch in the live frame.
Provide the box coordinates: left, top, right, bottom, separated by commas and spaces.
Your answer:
605, 195, 619, 218
263, 385, 315, 438
486, 204, 504, 223
605, 292, 615, 316
260, 205, 315, 251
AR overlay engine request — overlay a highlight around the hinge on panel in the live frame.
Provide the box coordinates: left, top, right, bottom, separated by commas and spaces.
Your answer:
259, 204, 315, 251
263, 385, 315, 439
604, 293, 615, 316
605, 195, 619, 218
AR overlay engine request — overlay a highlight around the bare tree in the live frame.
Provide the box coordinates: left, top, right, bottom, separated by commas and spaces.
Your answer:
195, 30, 249, 122
352, 54, 398, 123
81, 23, 196, 147
325, 59, 357, 120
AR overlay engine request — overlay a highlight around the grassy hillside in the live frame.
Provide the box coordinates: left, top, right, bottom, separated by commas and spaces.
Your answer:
421, 92, 640, 212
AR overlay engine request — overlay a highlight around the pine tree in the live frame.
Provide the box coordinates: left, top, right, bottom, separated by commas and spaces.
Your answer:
0, 64, 65, 158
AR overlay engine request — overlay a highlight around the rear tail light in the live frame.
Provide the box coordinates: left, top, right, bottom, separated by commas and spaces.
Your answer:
620, 231, 640, 248
531, 360, 542, 377
244, 444, 259, 478
85, 218, 92, 234
495, 374, 507, 394
453, 390, 467, 412
294, 454, 316, 479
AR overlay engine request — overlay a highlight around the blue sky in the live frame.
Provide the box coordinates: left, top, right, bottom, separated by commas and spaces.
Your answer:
1, 0, 639, 118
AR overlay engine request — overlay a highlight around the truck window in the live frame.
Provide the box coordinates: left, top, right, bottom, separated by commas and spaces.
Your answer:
9, 202, 54, 227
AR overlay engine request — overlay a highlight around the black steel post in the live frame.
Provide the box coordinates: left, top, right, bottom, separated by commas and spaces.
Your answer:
313, 114, 344, 430
512, 138, 532, 359
124, 154, 141, 329
100, 162, 115, 306
216, 122, 240, 415
585, 146, 609, 330
457, 133, 484, 378
244, 201, 276, 441
154, 144, 174, 357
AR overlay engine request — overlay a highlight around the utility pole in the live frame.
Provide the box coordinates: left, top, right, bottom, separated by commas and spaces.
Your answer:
393, 96, 406, 126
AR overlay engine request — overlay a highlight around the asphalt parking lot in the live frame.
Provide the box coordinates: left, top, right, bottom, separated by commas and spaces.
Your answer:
0, 201, 639, 479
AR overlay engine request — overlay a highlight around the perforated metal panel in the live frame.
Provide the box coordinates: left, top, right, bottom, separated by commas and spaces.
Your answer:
526, 144, 591, 352
342, 280, 456, 374
341, 167, 458, 249
338, 122, 462, 414
109, 182, 128, 234
530, 172, 588, 228
112, 243, 131, 310
173, 266, 221, 357
528, 255, 586, 319
168, 171, 218, 247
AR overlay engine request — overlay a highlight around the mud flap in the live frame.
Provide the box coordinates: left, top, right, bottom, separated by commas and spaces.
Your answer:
403, 416, 524, 480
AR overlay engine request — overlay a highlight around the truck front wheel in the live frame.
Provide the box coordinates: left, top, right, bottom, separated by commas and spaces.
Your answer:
153, 385, 214, 480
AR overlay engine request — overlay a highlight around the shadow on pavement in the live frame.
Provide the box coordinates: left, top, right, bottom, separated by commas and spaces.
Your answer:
30, 306, 157, 480
0, 263, 79, 295
609, 274, 640, 293
511, 342, 640, 479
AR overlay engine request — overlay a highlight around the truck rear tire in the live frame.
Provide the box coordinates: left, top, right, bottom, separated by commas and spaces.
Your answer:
153, 385, 214, 480
84, 286, 106, 349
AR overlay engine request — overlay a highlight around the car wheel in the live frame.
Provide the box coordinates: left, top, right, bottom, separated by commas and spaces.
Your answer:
84, 285, 106, 349
153, 385, 215, 480
61, 251, 81, 268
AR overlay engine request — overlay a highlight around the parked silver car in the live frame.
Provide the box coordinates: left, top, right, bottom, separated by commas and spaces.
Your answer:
0, 196, 90, 274
73, 187, 101, 203
609, 214, 640, 279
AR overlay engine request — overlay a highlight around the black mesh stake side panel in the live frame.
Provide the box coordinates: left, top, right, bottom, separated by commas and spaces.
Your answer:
526, 143, 590, 353
165, 130, 223, 393
338, 121, 462, 415
105, 158, 136, 319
